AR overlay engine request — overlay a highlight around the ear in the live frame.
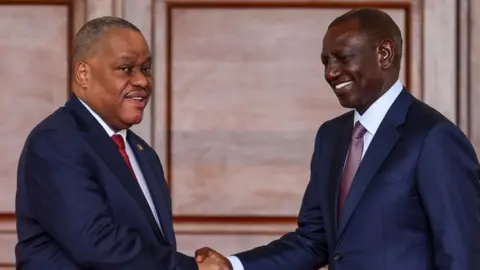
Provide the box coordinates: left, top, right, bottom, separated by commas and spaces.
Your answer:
74, 61, 90, 88
377, 38, 395, 69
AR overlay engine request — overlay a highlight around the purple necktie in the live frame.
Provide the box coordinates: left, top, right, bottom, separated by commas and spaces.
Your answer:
338, 121, 367, 218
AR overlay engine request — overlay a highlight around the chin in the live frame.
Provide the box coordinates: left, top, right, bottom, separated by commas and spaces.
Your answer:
337, 98, 356, 109
123, 114, 144, 127
335, 91, 360, 109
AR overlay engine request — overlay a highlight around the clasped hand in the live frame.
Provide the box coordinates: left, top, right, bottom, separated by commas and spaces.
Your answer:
195, 247, 233, 270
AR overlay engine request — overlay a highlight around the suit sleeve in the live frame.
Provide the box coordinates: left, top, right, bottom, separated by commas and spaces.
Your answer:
23, 130, 197, 270
234, 126, 329, 270
416, 122, 480, 270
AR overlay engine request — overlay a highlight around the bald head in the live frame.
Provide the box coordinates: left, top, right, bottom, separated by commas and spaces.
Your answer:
72, 16, 141, 64
329, 8, 403, 68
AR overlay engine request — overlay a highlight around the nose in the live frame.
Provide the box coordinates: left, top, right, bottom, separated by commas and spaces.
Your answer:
325, 62, 340, 82
131, 71, 149, 88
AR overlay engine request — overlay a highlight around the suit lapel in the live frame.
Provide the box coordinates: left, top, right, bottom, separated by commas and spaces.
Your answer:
336, 90, 413, 238
336, 120, 399, 237
326, 112, 354, 237
65, 96, 165, 242
127, 133, 176, 246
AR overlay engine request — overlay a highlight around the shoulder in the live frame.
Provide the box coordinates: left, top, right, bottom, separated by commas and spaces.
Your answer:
408, 99, 453, 127
23, 106, 85, 156
315, 110, 353, 138
404, 98, 462, 139
29, 104, 80, 135
404, 99, 476, 157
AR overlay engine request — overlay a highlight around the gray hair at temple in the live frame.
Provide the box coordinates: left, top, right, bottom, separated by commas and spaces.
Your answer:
72, 16, 142, 64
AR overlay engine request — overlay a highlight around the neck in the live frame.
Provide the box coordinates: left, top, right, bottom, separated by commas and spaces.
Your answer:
356, 76, 398, 114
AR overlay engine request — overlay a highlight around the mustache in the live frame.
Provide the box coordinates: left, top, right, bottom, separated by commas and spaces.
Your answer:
123, 88, 150, 98
130, 87, 148, 93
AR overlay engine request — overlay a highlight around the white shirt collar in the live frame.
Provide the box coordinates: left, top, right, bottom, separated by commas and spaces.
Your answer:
354, 80, 404, 136
78, 98, 128, 140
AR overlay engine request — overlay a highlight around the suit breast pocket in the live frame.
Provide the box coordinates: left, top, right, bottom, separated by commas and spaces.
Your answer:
372, 172, 404, 184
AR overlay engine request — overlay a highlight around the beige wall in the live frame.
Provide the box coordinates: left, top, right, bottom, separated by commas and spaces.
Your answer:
0, 0, 475, 268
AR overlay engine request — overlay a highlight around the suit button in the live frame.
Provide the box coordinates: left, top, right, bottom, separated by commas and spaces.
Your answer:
333, 254, 342, 261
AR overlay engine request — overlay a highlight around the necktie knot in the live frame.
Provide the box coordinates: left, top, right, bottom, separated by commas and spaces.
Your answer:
352, 122, 367, 139
111, 134, 126, 150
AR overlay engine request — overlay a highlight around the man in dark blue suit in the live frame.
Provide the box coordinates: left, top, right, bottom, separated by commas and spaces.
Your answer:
195, 8, 480, 270
15, 16, 218, 270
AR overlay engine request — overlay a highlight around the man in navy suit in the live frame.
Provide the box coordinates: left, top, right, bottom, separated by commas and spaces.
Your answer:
15, 16, 219, 270
195, 7, 480, 270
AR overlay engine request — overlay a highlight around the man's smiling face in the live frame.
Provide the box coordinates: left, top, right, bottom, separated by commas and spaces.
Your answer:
321, 19, 387, 114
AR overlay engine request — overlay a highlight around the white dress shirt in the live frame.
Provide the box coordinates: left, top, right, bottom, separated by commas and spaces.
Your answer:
354, 79, 404, 158
227, 80, 404, 269
79, 99, 163, 234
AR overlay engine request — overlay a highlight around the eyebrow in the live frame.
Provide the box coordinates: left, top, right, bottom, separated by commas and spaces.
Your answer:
118, 55, 152, 64
143, 56, 152, 63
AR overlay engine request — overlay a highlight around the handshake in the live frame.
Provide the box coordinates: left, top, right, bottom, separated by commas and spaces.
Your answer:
195, 247, 233, 270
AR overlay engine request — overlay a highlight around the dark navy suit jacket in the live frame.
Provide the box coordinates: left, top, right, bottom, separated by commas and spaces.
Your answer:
15, 96, 197, 269
235, 90, 480, 270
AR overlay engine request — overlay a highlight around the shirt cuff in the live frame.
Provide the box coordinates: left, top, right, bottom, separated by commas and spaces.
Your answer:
227, 255, 245, 270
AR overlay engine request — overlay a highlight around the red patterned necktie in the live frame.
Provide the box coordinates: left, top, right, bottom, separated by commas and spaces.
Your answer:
111, 134, 137, 180
338, 121, 367, 218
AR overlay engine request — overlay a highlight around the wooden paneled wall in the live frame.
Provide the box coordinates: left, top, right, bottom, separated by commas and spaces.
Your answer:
0, 0, 472, 268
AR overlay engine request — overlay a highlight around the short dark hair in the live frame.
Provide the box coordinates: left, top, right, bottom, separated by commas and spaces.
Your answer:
72, 16, 141, 63
329, 8, 403, 66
